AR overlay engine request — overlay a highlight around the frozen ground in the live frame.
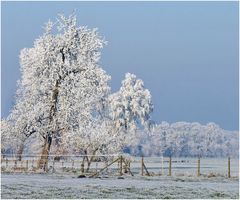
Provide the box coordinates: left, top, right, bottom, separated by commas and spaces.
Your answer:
1, 173, 239, 199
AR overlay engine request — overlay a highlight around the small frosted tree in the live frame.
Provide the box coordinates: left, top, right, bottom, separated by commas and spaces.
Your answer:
1, 119, 11, 155
62, 118, 115, 172
108, 73, 154, 153
4, 81, 42, 160
63, 73, 154, 171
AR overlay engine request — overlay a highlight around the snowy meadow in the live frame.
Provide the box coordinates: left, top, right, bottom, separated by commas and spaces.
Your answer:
1, 157, 239, 199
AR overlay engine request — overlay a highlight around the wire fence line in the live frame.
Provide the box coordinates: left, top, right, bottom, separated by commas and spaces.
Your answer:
1, 154, 120, 158
1, 154, 238, 178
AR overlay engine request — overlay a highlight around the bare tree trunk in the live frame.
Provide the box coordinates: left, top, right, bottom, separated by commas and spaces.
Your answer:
86, 159, 91, 173
17, 143, 25, 161
37, 134, 52, 171
197, 156, 200, 177
83, 150, 89, 172
228, 157, 231, 178
52, 129, 64, 161
37, 80, 59, 171
85, 149, 98, 173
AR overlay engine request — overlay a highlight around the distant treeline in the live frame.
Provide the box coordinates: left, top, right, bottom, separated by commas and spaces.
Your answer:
126, 122, 239, 158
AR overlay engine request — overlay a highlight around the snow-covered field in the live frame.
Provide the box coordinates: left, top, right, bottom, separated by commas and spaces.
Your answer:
1, 173, 239, 199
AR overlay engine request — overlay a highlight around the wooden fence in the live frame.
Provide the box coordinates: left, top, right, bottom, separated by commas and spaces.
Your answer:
0, 155, 237, 179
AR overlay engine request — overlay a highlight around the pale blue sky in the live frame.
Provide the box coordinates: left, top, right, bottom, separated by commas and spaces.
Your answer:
1, 2, 239, 130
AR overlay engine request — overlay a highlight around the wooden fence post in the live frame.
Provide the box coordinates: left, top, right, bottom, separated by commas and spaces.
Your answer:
14, 160, 17, 168
53, 160, 55, 171
228, 157, 231, 178
72, 160, 74, 170
168, 156, 172, 176
6, 158, 8, 168
197, 157, 200, 177
106, 160, 109, 173
45, 160, 48, 172
62, 161, 64, 171
80, 162, 84, 174
161, 156, 164, 175
26, 160, 28, 171
119, 155, 123, 176
95, 162, 98, 173
141, 156, 144, 176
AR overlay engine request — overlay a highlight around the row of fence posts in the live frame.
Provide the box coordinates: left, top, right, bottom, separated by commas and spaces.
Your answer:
1, 156, 232, 178
140, 156, 232, 178
2, 158, 89, 173
2, 159, 34, 170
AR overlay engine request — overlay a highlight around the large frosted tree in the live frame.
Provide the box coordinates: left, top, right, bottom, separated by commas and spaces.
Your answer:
15, 14, 111, 169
